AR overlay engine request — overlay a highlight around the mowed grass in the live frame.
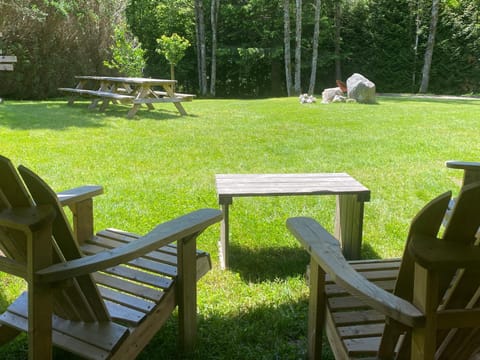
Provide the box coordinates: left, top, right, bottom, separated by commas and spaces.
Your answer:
0, 96, 479, 359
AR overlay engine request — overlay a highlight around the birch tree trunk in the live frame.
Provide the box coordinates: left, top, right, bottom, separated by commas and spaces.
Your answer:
308, 0, 321, 95
210, 0, 220, 96
412, 0, 423, 92
195, 0, 208, 95
294, 0, 302, 95
283, 0, 293, 96
419, 0, 439, 93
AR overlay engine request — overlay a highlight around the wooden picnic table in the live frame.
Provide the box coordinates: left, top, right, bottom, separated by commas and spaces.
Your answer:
0, 38, 17, 103
0, 55, 16, 71
59, 76, 194, 118
215, 173, 371, 269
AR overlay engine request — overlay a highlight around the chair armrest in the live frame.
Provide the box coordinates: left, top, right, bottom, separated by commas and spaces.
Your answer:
446, 161, 480, 171
287, 216, 425, 328
409, 233, 480, 271
35, 208, 222, 283
57, 185, 103, 207
0, 206, 55, 278
446, 161, 480, 187
0, 205, 55, 232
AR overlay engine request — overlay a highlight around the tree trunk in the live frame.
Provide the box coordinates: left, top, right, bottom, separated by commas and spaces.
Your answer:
334, 0, 342, 80
195, 0, 208, 95
419, 0, 439, 93
210, 0, 220, 96
283, 0, 293, 96
411, 0, 422, 92
308, 0, 321, 95
294, 0, 302, 95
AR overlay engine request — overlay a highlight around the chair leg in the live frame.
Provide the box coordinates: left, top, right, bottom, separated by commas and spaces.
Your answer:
308, 258, 326, 360
177, 233, 198, 353
27, 222, 53, 359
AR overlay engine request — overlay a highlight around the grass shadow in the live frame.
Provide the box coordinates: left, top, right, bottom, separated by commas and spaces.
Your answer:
361, 241, 385, 260
378, 94, 480, 106
0, 100, 198, 130
138, 299, 316, 360
228, 244, 310, 283
228, 237, 388, 283
0, 101, 105, 130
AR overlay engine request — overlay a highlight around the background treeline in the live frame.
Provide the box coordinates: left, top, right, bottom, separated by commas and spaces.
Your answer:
1, 0, 479, 99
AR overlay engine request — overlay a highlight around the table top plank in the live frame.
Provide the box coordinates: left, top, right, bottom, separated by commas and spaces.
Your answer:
215, 173, 371, 202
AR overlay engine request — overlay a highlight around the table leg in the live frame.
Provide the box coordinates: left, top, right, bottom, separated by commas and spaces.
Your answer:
219, 200, 231, 269
334, 194, 365, 260
163, 84, 187, 116
127, 104, 141, 118
68, 79, 87, 105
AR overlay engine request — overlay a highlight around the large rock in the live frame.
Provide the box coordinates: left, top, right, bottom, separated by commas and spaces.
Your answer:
346, 73, 376, 104
322, 87, 344, 104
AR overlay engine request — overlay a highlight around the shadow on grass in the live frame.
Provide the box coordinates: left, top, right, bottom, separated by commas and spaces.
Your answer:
137, 300, 316, 360
228, 238, 387, 283
229, 244, 310, 283
361, 242, 384, 260
0, 100, 196, 130
378, 94, 480, 106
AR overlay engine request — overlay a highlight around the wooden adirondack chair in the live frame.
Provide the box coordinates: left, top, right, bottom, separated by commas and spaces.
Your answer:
0, 155, 223, 359
288, 179, 480, 359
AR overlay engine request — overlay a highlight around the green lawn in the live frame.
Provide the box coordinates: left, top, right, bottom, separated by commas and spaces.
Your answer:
0, 96, 479, 359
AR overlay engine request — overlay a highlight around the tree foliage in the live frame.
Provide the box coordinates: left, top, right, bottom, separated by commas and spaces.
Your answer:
156, 33, 191, 79
104, 24, 146, 77
0, 0, 126, 99
1, 0, 480, 98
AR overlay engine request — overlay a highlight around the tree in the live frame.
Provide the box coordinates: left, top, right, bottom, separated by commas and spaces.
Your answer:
0, 0, 126, 99
294, 0, 303, 94
194, 0, 208, 95
419, 0, 440, 93
104, 24, 146, 77
308, 0, 322, 94
156, 33, 191, 80
210, 0, 220, 96
283, 0, 293, 96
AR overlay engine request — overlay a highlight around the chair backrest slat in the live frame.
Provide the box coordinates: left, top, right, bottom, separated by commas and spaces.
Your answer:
0, 155, 109, 323
0, 155, 33, 262
18, 165, 110, 322
434, 183, 480, 358
378, 191, 452, 357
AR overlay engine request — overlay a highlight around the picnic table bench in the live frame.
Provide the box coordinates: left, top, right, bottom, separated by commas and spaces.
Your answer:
59, 76, 194, 118
0, 36, 17, 103
0, 55, 16, 72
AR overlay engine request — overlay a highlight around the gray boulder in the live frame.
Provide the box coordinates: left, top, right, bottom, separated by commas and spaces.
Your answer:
346, 73, 376, 104
322, 87, 343, 104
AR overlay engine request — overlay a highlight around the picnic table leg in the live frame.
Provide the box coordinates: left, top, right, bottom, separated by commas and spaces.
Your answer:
218, 198, 232, 269
163, 84, 188, 116
174, 102, 188, 116
127, 85, 153, 118
334, 194, 365, 260
127, 104, 141, 118
88, 99, 101, 110
68, 79, 87, 105
100, 99, 110, 111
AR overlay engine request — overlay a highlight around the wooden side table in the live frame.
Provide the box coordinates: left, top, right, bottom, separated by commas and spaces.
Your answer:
215, 173, 371, 269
